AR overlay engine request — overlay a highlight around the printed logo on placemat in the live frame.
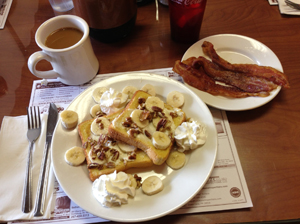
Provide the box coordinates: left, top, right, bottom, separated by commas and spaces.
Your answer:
230, 187, 241, 198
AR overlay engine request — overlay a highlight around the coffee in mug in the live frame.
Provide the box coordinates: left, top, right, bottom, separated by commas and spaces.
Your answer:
28, 15, 99, 85
45, 27, 83, 49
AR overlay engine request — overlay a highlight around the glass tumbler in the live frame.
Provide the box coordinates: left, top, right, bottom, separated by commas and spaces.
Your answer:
49, 0, 74, 12
168, 0, 207, 43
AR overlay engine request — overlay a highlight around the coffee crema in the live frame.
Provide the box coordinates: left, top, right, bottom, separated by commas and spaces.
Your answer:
45, 27, 83, 49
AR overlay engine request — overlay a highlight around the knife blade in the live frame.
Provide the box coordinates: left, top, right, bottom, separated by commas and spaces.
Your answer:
34, 103, 58, 217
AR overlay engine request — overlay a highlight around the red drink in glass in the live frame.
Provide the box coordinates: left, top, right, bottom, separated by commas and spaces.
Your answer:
168, 0, 207, 43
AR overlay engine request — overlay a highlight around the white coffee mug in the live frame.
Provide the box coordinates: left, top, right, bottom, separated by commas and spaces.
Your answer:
28, 15, 99, 85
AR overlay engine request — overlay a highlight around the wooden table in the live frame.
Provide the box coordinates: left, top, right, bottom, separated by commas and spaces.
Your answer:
1, 0, 300, 223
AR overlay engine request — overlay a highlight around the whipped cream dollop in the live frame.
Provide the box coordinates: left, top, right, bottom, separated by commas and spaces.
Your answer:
100, 88, 128, 115
92, 171, 135, 207
174, 119, 207, 152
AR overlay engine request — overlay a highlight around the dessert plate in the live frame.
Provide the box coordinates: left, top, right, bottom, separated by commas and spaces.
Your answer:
51, 73, 218, 222
182, 34, 283, 111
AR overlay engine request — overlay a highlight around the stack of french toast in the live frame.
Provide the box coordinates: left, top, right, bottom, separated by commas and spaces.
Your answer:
78, 89, 186, 182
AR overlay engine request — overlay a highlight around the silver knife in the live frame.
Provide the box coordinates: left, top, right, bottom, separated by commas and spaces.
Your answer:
34, 103, 58, 217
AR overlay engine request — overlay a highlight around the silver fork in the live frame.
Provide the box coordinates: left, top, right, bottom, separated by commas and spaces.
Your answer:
285, 0, 300, 10
22, 106, 41, 213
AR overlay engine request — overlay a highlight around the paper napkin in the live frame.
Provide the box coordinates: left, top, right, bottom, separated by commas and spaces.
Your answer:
268, 0, 278, 5
0, 0, 13, 29
278, 0, 300, 15
0, 115, 55, 221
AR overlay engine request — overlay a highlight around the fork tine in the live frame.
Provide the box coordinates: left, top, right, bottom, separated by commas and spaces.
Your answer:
30, 107, 34, 129
33, 107, 38, 129
37, 107, 41, 129
28, 107, 34, 129
27, 106, 41, 129
27, 107, 30, 129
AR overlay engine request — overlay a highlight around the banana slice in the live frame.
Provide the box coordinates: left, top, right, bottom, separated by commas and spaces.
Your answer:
166, 150, 186, 170
90, 104, 102, 118
145, 96, 164, 112
60, 110, 78, 129
130, 109, 149, 128
90, 117, 110, 136
128, 174, 137, 189
117, 141, 137, 153
152, 131, 171, 150
142, 176, 164, 195
122, 86, 138, 99
141, 84, 156, 96
64, 146, 86, 166
92, 87, 109, 103
167, 91, 185, 108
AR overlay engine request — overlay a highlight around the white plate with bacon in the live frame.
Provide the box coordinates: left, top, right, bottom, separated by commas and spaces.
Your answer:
181, 34, 287, 111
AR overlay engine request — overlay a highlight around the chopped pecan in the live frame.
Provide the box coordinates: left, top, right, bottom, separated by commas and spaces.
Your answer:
98, 134, 108, 145
106, 162, 115, 168
95, 118, 104, 129
88, 163, 103, 170
99, 122, 104, 129
144, 130, 152, 139
134, 174, 142, 182
158, 111, 166, 118
138, 97, 146, 104
111, 150, 119, 161
90, 139, 97, 146
94, 144, 101, 150
98, 151, 106, 160
122, 117, 133, 127
140, 110, 150, 121
122, 121, 132, 127
96, 111, 105, 117
152, 111, 158, 119
110, 148, 118, 154
83, 142, 88, 149
102, 146, 110, 152
107, 136, 114, 141
147, 112, 153, 122
93, 147, 101, 154
152, 106, 163, 112
134, 174, 142, 189
128, 152, 136, 160
126, 117, 133, 123
170, 111, 178, 118
128, 128, 141, 138
156, 118, 167, 131
131, 123, 138, 129
137, 103, 146, 110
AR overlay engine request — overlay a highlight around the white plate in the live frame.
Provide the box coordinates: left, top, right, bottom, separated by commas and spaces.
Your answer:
51, 73, 218, 222
182, 34, 283, 111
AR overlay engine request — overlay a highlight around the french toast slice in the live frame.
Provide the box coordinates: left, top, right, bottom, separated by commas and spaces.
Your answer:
78, 111, 153, 182
108, 90, 186, 165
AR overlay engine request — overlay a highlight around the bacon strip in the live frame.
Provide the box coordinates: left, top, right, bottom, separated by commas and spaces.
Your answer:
173, 60, 267, 98
202, 41, 290, 88
191, 56, 278, 93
